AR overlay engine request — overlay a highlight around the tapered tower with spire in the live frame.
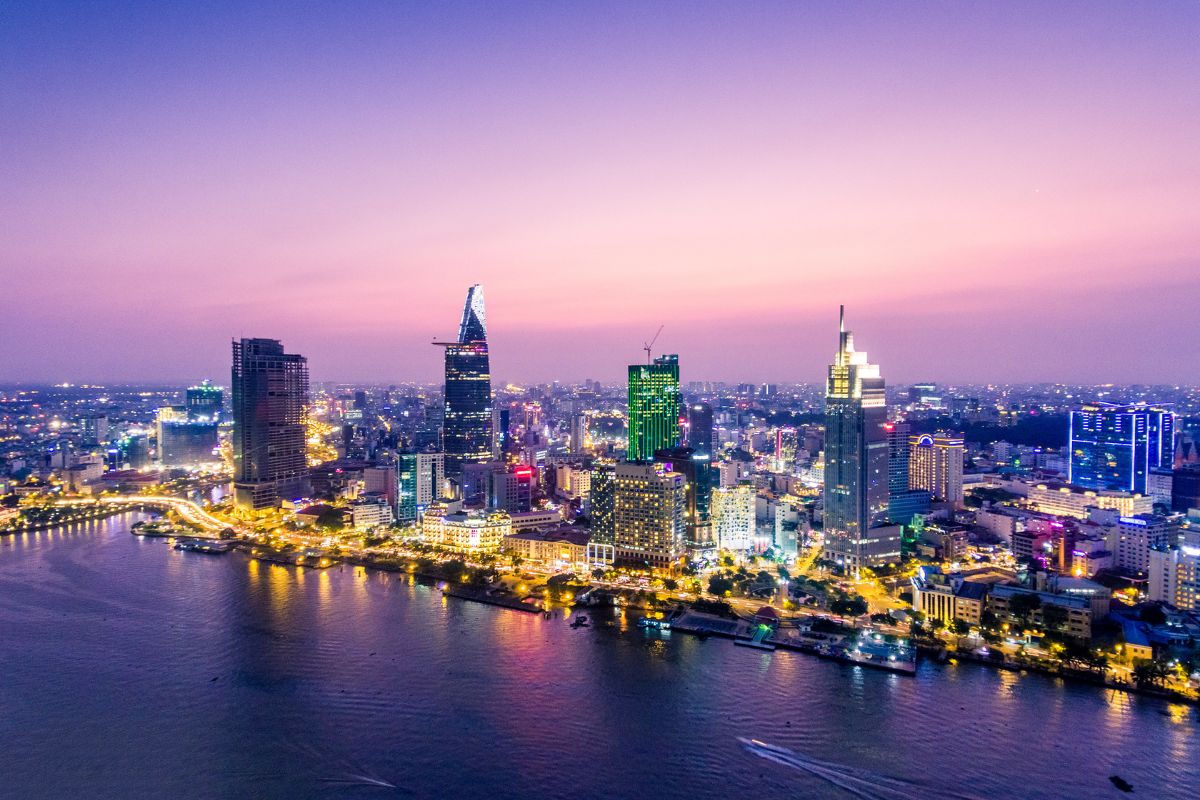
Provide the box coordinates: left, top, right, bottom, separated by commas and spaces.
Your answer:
822, 306, 902, 573
435, 285, 493, 475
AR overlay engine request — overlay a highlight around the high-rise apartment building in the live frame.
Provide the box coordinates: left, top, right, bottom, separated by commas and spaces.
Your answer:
909, 431, 965, 508
627, 354, 681, 462
822, 308, 902, 572
612, 461, 685, 568
1148, 531, 1200, 612
231, 338, 310, 510
437, 285, 493, 475
712, 483, 755, 552
570, 413, 589, 453
1068, 402, 1174, 494
589, 460, 616, 546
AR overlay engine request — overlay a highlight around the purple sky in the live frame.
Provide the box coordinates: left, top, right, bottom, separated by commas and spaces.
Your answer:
2, 2, 1198, 385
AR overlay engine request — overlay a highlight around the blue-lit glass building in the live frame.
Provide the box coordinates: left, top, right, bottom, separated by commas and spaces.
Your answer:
1068, 402, 1174, 494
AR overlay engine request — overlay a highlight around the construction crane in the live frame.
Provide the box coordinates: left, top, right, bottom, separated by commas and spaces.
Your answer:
643, 325, 664, 364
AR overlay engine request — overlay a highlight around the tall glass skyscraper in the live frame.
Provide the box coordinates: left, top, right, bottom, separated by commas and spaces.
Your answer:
885, 421, 931, 526
231, 338, 310, 510
822, 308, 901, 573
1069, 402, 1174, 494
437, 285, 493, 475
684, 401, 715, 543
627, 354, 681, 462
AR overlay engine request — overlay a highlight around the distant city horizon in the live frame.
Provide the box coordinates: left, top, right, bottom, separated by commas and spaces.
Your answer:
2, 298, 1199, 388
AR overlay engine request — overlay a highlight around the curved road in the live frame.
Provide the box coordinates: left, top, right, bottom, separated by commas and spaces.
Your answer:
52, 495, 237, 537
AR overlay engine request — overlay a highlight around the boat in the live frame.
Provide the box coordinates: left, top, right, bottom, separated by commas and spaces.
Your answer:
1108, 776, 1133, 793
637, 617, 671, 630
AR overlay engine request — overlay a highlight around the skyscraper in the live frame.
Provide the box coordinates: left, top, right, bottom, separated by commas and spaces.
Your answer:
885, 422, 931, 526
686, 401, 715, 531
822, 307, 901, 573
687, 402, 714, 458
437, 285, 493, 475
1068, 402, 1175, 494
589, 460, 617, 546
909, 431, 965, 508
627, 354, 681, 462
231, 338, 310, 510
654, 445, 715, 558
397, 451, 445, 523
570, 412, 589, 453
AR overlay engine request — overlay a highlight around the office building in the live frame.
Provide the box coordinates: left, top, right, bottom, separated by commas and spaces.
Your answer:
687, 402, 714, 458
397, 451, 445, 521
395, 455, 419, 524
490, 465, 535, 514
627, 354, 681, 462
351, 494, 394, 531
686, 401, 715, 528
156, 406, 221, 467
1068, 402, 1174, 494
822, 307, 902, 572
186, 380, 223, 416
613, 461, 685, 568
885, 422, 931, 524
437, 285, 492, 475
156, 380, 223, 468
231, 338, 310, 510
655, 445, 715, 558
363, 464, 398, 511
909, 431, 965, 507
78, 414, 108, 446
1172, 465, 1200, 514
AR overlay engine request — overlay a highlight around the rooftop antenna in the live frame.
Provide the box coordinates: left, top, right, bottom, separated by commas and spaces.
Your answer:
839, 304, 845, 333
643, 325, 664, 364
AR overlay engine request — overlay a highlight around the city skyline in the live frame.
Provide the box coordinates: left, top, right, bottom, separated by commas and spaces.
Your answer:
3, 2, 1200, 385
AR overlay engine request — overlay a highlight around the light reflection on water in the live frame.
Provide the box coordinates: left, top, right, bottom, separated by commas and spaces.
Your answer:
0, 516, 1196, 800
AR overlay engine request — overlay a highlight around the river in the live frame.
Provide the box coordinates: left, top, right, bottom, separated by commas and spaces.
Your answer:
1, 514, 1196, 799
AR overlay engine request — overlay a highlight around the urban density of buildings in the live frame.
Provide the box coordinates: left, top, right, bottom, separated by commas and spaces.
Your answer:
5, 287, 1200, 703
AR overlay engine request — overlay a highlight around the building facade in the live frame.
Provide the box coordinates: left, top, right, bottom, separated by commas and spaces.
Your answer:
822, 307, 901, 572
231, 338, 310, 510
712, 483, 755, 552
627, 354, 681, 462
1068, 402, 1174, 494
438, 285, 493, 475
909, 431, 965, 507
422, 506, 511, 554
612, 461, 685, 568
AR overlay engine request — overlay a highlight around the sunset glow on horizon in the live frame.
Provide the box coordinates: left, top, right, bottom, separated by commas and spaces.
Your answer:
3, 1, 1198, 384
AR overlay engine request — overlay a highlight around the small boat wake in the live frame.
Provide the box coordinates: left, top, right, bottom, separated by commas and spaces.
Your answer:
739, 738, 985, 800
317, 774, 407, 792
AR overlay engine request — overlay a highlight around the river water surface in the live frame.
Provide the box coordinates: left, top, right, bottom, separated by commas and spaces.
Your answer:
1, 514, 1196, 799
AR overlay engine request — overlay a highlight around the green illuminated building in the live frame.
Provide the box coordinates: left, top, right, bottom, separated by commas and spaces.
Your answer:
627, 354, 681, 462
